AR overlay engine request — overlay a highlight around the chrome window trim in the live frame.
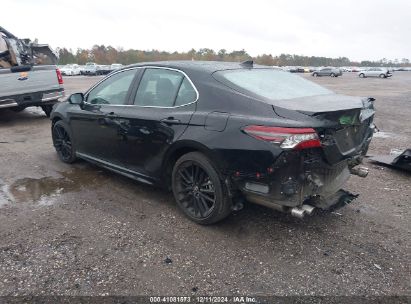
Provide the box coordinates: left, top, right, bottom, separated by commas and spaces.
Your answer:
83, 66, 199, 109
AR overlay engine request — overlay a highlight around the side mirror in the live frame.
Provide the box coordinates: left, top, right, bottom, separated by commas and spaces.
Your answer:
68, 93, 84, 105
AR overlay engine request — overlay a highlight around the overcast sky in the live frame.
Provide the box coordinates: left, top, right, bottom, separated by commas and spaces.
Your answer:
3, 0, 410, 61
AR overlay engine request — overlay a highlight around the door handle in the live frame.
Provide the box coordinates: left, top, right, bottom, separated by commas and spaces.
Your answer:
98, 112, 118, 125
161, 117, 181, 125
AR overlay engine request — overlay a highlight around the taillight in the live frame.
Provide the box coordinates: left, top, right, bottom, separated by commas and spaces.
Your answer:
56, 69, 63, 84
242, 125, 321, 150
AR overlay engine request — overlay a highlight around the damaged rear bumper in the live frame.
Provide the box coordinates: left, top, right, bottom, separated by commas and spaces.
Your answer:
234, 149, 365, 217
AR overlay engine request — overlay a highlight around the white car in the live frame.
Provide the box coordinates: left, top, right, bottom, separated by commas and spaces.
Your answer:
60, 64, 81, 76
358, 67, 392, 78
110, 63, 123, 71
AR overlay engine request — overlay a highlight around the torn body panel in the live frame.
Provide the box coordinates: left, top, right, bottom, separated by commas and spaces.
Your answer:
370, 149, 411, 172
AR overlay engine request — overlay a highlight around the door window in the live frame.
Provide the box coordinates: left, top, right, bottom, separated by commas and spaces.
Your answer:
87, 69, 136, 105
134, 68, 196, 107
175, 77, 197, 106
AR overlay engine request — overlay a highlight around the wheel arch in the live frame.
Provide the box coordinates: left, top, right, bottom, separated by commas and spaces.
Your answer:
162, 140, 224, 188
51, 113, 63, 126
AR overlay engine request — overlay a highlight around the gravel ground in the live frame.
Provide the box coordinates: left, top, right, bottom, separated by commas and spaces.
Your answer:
0, 72, 410, 297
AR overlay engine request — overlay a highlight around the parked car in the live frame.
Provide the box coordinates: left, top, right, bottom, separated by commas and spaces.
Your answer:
96, 65, 111, 75
358, 68, 392, 78
60, 64, 81, 76
312, 67, 342, 77
110, 63, 123, 72
83, 62, 98, 75
78, 65, 86, 75
50, 61, 375, 224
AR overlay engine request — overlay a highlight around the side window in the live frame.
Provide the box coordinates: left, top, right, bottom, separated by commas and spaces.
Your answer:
87, 69, 136, 105
134, 68, 196, 107
175, 77, 197, 106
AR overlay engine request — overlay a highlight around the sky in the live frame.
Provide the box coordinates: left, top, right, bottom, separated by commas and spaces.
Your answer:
3, 0, 410, 62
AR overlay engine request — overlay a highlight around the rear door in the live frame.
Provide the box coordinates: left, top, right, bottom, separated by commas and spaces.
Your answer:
369, 68, 378, 77
68, 68, 140, 165
116, 67, 198, 178
320, 68, 329, 76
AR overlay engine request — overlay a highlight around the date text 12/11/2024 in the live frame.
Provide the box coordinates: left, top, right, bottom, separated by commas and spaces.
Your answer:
149, 296, 257, 303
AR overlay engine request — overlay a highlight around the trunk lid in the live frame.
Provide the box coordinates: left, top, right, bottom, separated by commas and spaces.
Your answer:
271, 94, 364, 114
0, 65, 61, 97
272, 94, 375, 164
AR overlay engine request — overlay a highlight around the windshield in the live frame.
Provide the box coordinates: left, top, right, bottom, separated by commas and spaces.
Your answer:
214, 69, 333, 101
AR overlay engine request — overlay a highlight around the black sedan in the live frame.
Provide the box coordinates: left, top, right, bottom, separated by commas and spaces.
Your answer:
50, 61, 375, 224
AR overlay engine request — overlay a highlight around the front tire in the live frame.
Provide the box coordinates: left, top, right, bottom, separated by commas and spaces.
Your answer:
330, 73, 336, 77
312, 73, 318, 77
359, 73, 365, 78
172, 152, 231, 224
379, 74, 386, 78
52, 120, 76, 163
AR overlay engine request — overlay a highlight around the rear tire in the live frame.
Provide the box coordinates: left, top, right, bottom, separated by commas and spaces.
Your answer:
172, 152, 231, 224
52, 120, 77, 163
41, 105, 53, 117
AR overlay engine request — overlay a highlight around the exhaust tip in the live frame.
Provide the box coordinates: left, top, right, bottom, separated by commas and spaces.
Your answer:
301, 204, 315, 215
291, 207, 305, 219
350, 166, 369, 178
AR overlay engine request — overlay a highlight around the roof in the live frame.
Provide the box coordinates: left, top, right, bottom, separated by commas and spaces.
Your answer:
126, 60, 270, 74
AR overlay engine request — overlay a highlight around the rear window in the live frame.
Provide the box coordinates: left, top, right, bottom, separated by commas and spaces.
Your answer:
214, 69, 332, 101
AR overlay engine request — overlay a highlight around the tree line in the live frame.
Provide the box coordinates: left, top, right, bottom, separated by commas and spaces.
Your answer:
57, 45, 410, 67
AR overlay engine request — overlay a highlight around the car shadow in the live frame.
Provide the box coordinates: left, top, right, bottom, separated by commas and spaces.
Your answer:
0, 107, 48, 125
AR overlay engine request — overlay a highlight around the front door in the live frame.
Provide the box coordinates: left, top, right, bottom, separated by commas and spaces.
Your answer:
68, 68, 139, 165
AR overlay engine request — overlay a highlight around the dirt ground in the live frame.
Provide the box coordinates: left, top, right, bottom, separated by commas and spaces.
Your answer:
0, 72, 410, 297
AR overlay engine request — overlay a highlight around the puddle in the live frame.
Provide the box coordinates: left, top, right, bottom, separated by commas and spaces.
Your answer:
0, 182, 12, 207
0, 166, 108, 206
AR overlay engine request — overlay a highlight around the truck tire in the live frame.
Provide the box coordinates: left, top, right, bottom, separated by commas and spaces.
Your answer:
41, 105, 53, 117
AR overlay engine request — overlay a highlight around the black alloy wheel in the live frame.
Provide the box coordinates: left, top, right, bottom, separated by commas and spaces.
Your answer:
52, 121, 76, 163
172, 152, 231, 224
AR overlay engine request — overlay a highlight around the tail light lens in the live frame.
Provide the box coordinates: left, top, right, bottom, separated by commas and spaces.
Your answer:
243, 125, 321, 150
56, 69, 63, 84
